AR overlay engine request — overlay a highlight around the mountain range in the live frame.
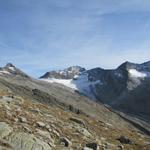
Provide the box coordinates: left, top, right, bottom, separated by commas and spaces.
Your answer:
40, 61, 150, 122
0, 62, 149, 150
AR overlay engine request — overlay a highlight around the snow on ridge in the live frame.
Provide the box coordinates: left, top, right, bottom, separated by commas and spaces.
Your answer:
73, 75, 79, 79
0, 70, 10, 75
41, 78, 77, 89
41, 73, 103, 100
8, 66, 15, 71
128, 69, 147, 78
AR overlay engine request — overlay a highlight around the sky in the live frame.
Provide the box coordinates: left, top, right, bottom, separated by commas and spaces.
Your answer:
0, 0, 150, 77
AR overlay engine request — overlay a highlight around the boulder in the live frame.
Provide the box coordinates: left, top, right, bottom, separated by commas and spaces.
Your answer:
52, 129, 60, 137
0, 122, 13, 138
36, 129, 51, 139
36, 121, 46, 128
83, 147, 93, 150
78, 128, 91, 137
60, 137, 72, 147
70, 117, 86, 127
117, 145, 124, 150
117, 136, 133, 144
102, 142, 121, 150
83, 143, 99, 150
18, 116, 27, 123
6, 132, 51, 150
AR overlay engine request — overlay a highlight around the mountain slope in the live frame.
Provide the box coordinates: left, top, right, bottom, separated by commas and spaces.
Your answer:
0, 63, 149, 149
0, 90, 149, 150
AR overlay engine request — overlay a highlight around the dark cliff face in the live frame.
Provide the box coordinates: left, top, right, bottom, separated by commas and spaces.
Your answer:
84, 61, 150, 118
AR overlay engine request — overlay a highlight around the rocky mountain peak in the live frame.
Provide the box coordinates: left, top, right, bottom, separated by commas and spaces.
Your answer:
141, 61, 150, 71
4, 63, 17, 71
65, 66, 86, 72
5, 63, 15, 68
142, 61, 150, 65
117, 61, 137, 70
40, 66, 86, 79
0, 63, 30, 78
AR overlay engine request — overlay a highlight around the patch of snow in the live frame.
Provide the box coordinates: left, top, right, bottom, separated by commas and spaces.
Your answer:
41, 72, 103, 100
68, 70, 72, 73
59, 71, 64, 75
0, 70, 10, 75
8, 66, 15, 71
73, 75, 79, 80
73, 73, 102, 99
41, 78, 77, 89
128, 69, 147, 78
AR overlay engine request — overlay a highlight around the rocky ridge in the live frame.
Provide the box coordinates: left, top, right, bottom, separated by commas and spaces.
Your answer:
40, 66, 86, 79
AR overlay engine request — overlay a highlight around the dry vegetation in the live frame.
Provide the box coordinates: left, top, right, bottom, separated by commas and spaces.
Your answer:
0, 90, 149, 150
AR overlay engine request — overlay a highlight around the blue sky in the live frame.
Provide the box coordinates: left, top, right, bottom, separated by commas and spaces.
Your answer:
0, 0, 150, 77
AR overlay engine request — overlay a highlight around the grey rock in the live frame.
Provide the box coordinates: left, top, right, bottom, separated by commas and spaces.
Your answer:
117, 145, 124, 150
14, 118, 19, 122
84, 143, 99, 150
60, 137, 72, 147
36, 121, 46, 128
45, 125, 50, 130
0, 122, 13, 138
36, 129, 51, 139
6, 132, 51, 150
78, 128, 91, 137
102, 142, 124, 150
22, 125, 32, 133
117, 135, 133, 144
70, 117, 86, 127
6, 111, 12, 117
29, 108, 40, 114
5, 105, 11, 110
83, 147, 93, 150
52, 129, 60, 137
18, 116, 27, 123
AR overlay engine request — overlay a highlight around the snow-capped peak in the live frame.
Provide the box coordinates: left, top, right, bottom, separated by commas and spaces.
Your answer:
40, 66, 86, 79
5, 63, 15, 68
4, 63, 16, 72
0, 63, 30, 78
0, 70, 10, 75
8, 66, 15, 71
